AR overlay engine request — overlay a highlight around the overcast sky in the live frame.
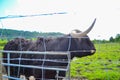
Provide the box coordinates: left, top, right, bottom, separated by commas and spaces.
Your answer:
0, 0, 120, 40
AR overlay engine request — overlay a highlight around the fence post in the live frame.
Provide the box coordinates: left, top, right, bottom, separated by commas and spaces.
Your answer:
56, 70, 59, 80
7, 52, 10, 77
68, 52, 71, 80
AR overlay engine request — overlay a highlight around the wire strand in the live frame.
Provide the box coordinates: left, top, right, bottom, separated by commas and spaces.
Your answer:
0, 12, 67, 20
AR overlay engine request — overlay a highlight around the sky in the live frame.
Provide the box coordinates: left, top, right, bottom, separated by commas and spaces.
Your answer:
0, 0, 120, 40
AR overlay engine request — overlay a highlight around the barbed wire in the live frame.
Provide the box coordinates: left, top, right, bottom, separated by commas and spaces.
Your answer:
0, 12, 67, 20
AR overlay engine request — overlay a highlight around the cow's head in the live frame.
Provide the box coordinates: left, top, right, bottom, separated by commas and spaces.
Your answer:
69, 18, 96, 58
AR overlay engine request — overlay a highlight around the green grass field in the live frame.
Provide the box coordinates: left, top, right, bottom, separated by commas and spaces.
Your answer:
0, 40, 120, 80
71, 43, 120, 80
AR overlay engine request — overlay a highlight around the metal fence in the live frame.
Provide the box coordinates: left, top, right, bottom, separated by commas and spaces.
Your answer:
0, 50, 71, 80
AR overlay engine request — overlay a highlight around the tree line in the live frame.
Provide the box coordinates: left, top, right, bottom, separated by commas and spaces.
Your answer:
109, 34, 120, 42
0, 29, 64, 40
93, 34, 120, 43
0, 29, 120, 43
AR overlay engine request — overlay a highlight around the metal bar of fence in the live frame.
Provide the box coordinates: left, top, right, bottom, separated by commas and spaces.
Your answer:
65, 51, 71, 80
3, 75, 21, 80
0, 50, 69, 55
7, 53, 10, 77
3, 75, 62, 80
3, 75, 57, 80
0, 50, 96, 54
2, 63, 68, 71
2, 58, 69, 64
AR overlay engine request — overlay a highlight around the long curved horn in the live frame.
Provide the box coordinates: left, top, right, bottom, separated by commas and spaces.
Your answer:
70, 18, 96, 38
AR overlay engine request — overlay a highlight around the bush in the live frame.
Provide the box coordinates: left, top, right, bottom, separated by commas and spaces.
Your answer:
0, 39, 7, 50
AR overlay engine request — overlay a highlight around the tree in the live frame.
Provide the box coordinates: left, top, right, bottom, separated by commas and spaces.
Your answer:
115, 34, 120, 42
109, 37, 114, 42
